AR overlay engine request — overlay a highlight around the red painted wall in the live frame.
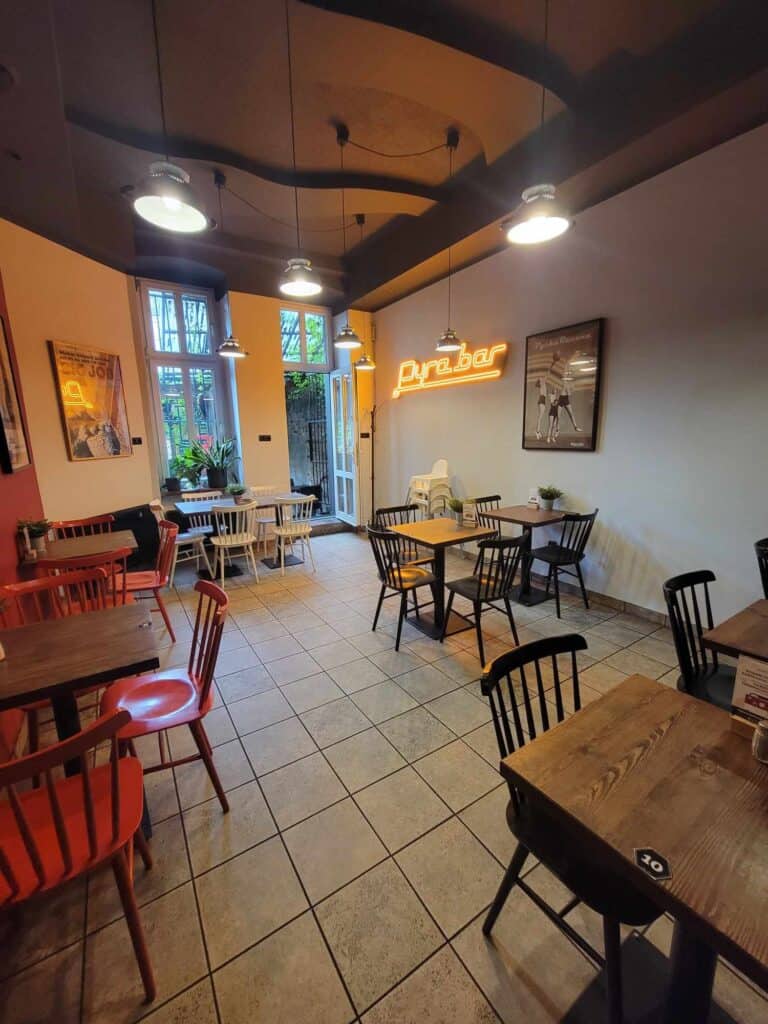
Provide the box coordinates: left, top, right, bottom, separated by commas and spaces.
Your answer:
0, 268, 44, 757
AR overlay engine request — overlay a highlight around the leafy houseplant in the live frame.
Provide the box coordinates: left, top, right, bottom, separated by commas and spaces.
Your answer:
18, 518, 52, 553
447, 497, 464, 525
186, 438, 238, 490
226, 483, 247, 504
168, 452, 202, 490
538, 485, 564, 511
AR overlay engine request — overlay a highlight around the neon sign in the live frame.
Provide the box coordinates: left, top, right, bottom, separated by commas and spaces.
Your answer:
392, 342, 507, 398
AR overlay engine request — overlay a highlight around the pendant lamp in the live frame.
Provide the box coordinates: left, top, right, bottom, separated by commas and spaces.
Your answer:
334, 128, 361, 350
435, 133, 462, 353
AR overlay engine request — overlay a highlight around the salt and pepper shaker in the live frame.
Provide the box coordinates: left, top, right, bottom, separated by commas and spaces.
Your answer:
752, 721, 768, 764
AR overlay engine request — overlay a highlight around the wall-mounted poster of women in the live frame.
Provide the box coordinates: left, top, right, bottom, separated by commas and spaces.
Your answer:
48, 340, 133, 461
522, 319, 604, 451
0, 316, 31, 473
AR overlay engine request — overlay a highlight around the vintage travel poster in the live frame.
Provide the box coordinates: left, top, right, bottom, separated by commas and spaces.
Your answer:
49, 340, 133, 461
0, 315, 31, 473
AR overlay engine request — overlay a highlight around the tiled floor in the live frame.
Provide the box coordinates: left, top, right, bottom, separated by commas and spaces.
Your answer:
2, 533, 766, 1023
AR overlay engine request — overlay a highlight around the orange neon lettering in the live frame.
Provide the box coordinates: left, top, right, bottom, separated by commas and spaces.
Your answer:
392, 341, 507, 398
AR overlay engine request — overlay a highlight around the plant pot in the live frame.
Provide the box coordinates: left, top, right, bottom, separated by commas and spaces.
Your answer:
207, 468, 228, 490
539, 498, 554, 511
164, 476, 181, 492
31, 535, 47, 553
233, 494, 247, 505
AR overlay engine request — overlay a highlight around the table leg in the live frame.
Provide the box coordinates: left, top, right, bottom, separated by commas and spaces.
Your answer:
662, 922, 717, 1024
431, 547, 446, 631
52, 691, 82, 777
519, 526, 533, 599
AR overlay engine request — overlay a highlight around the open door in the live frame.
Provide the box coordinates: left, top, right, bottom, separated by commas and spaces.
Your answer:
330, 368, 357, 524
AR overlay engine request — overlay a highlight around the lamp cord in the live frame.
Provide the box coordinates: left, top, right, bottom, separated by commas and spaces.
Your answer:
347, 139, 445, 159
446, 143, 454, 328
150, 0, 169, 160
340, 143, 351, 328
284, 0, 301, 252
540, 0, 549, 128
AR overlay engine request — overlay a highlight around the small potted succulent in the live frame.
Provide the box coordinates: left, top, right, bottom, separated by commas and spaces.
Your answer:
447, 497, 464, 525
537, 485, 564, 512
226, 483, 247, 504
18, 518, 52, 554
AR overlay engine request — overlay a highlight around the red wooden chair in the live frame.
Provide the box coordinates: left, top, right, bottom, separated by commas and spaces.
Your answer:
119, 520, 178, 642
37, 547, 133, 608
50, 514, 115, 540
0, 710, 156, 1002
0, 569, 111, 755
100, 580, 230, 811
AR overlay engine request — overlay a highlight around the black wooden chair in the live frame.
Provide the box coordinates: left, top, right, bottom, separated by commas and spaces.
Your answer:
374, 504, 433, 569
474, 494, 502, 532
368, 527, 436, 650
440, 537, 523, 665
530, 509, 598, 618
663, 570, 736, 709
756, 538, 768, 599
481, 635, 660, 1024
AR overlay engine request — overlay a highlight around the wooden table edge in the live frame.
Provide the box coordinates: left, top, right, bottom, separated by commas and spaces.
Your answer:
498, 675, 768, 990
388, 522, 497, 548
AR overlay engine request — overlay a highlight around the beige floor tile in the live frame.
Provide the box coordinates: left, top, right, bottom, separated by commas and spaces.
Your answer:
239, 619, 288, 644
0, 876, 85, 980
283, 798, 387, 903
240, 715, 317, 774
350, 631, 396, 656
311, 638, 364, 670
251, 634, 303, 663
588, 620, 650, 648
216, 663, 276, 703
369, 649, 425, 677
414, 740, 501, 812
324, 728, 405, 792
396, 663, 458, 702
292, 623, 341, 650
260, 751, 346, 828
316, 859, 443, 1013
328, 658, 390, 693
459, 784, 517, 865
144, 768, 181, 823
300, 697, 372, 747
462, 720, 502, 766
280, 671, 345, 713
82, 883, 207, 1023
355, 766, 451, 853
362, 946, 497, 1024
174, 737, 254, 810
196, 837, 307, 968
183, 779, 276, 875
1, 941, 83, 1024
215, 912, 354, 1024
378, 707, 456, 762
227, 687, 294, 735
142, 978, 218, 1023
350, 679, 418, 723
215, 646, 263, 678
426, 688, 491, 735
267, 651, 323, 685
605, 648, 667, 679
396, 818, 503, 936
578, 661, 629, 694
626, 635, 679, 667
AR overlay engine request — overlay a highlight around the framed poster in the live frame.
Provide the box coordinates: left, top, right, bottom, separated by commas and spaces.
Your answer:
49, 340, 133, 461
0, 315, 31, 473
522, 318, 603, 451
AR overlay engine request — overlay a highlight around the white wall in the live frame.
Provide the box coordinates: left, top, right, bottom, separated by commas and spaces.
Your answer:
373, 123, 768, 618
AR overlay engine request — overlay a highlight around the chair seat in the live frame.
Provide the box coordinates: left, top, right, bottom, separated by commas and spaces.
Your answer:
0, 757, 143, 904
389, 566, 436, 590
530, 543, 582, 566
100, 668, 211, 737
508, 799, 659, 927
123, 570, 163, 592
446, 574, 506, 602
404, 555, 434, 569
211, 532, 257, 547
177, 531, 208, 545
678, 664, 736, 710
274, 524, 312, 538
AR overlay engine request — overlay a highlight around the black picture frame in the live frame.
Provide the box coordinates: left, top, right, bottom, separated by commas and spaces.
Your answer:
522, 318, 604, 452
0, 314, 31, 473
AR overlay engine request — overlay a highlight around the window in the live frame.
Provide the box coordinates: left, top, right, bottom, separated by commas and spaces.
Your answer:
280, 305, 330, 369
139, 281, 230, 476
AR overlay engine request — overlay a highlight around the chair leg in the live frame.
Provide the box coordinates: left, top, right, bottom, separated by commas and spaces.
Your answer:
153, 590, 176, 643
190, 721, 229, 812
199, 540, 213, 577
576, 563, 590, 609
280, 536, 286, 577
26, 708, 39, 754
440, 591, 456, 643
134, 827, 153, 871
473, 601, 485, 666
545, 564, 553, 595
603, 915, 624, 1024
220, 546, 226, 589
111, 848, 156, 1002
553, 567, 561, 618
483, 842, 529, 936
169, 546, 179, 588
503, 597, 520, 646
372, 584, 386, 631
306, 535, 316, 572
395, 591, 408, 651
412, 589, 420, 619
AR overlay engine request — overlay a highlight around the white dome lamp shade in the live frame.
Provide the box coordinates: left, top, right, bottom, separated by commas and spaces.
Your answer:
503, 184, 570, 245
435, 328, 462, 353
216, 335, 248, 359
133, 161, 209, 233
354, 352, 376, 371
279, 257, 323, 298
334, 324, 362, 350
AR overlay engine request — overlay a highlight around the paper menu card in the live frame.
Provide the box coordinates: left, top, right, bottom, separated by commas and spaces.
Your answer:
732, 656, 768, 723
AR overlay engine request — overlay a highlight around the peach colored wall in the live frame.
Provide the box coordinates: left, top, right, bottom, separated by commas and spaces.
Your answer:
374, 123, 768, 619
0, 219, 155, 519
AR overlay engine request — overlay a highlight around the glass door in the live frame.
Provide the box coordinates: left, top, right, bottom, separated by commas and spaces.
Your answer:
330, 368, 357, 524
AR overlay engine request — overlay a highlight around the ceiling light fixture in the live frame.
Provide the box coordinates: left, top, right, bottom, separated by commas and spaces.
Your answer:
279, 0, 322, 298
216, 335, 248, 359
334, 124, 361, 350
132, 1, 208, 233
435, 130, 462, 353
354, 352, 376, 371
503, 0, 571, 246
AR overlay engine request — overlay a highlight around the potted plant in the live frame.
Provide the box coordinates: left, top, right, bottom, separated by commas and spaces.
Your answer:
18, 518, 52, 554
187, 438, 238, 491
165, 455, 185, 493
538, 485, 564, 511
447, 497, 464, 525
226, 483, 247, 504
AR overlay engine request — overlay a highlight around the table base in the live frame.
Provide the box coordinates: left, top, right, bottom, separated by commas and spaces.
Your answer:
262, 554, 303, 569
509, 583, 555, 607
404, 608, 474, 640
197, 564, 243, 580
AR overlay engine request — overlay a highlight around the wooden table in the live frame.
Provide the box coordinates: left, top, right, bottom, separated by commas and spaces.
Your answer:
500, 674, 768, 1022
702, 599, 768, 661
174, 493, 306, 517
483, 504, 565, 606
43, 528, 138, 560
389, 518, 496, 638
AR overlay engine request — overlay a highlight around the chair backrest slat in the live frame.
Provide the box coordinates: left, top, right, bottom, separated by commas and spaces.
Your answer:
212, 503, 259, 541
474, 538, 524, 602
367, 527, 415, 590
184, 491, 222, 531
0, 846, 19, 900
7, 784, 45, 886
80, 754, 99, 860
756, 539, 768, 599
474, 494, 502, 531
156, 520, 179, 583
663, 570, 718, 691
185, 580, 229, 709
45, 768, 73, 875
51, 514, 114, 540
374, 504, 424, 563
276, 496, 314, 527
37, 549, 132, 607
1, 569, 110, 626
557, 509, 598, 557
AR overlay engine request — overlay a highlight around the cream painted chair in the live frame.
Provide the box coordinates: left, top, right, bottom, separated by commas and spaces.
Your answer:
247, 484, 280, 555
273, 496, 316, 576
153, 491, 221, 585
210, 502, 260, 586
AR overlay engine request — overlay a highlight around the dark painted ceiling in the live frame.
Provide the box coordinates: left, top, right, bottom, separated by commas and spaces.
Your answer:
1, 0, 767, 312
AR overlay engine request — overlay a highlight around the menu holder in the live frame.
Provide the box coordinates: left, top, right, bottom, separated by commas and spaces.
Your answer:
462, 499, 477, 528
730, 655, 768, 737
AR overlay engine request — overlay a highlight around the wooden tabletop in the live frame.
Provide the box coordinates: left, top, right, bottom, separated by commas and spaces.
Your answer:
500, 674, 768, 989
390, 518, 496, 549
702, 599, 768, 661
0, 604, 159, 710
44, 529, 138, 560
483, 504, 566, 528
175, 493, 306, 516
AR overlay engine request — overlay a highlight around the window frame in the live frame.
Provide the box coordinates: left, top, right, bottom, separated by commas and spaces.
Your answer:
138, 279, 231, 479
280, 303, 332, 372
